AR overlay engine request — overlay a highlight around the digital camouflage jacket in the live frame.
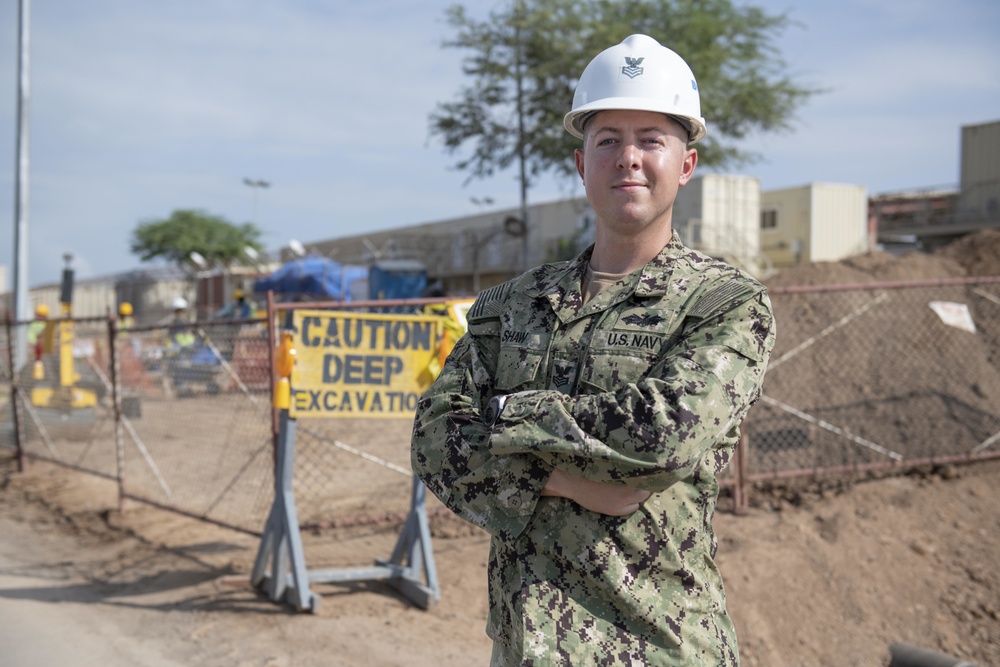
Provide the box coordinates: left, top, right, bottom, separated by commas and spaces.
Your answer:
411, 235, 775, 666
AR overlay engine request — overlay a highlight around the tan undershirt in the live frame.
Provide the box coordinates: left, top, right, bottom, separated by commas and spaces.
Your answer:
582, 264, 633, 304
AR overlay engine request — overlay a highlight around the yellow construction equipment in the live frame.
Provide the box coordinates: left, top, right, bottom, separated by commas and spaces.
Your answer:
28, 256, 100, 419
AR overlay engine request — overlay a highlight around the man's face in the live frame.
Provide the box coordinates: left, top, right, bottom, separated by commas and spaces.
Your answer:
575, 109, 697, 241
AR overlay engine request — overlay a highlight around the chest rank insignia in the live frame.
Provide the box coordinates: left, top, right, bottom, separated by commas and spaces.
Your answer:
622, 56, 644, 79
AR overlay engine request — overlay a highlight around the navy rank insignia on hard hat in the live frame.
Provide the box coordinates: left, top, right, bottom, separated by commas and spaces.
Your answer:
622, 56, 645, 79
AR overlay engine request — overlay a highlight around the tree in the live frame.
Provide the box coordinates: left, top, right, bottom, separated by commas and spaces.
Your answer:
430, 0, 818, 189
130, 209, 264, 269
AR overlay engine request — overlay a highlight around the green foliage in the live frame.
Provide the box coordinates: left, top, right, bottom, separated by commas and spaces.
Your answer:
430, 0, 819, 186
130, 209, 264, 268
546, 215, 593, 262
547, 236, 583, 263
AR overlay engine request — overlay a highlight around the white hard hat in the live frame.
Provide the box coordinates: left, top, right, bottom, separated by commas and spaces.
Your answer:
564, 34, 707, 144
171, 297, 188, 310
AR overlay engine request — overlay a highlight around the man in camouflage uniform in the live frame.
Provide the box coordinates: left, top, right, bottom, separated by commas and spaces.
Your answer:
412, 34, 775, 665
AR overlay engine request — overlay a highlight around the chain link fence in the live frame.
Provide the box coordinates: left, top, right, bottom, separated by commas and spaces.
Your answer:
3, 314, 275, 534
742, 277, 1000, 487
4, 317, 119, 477
113, 318, 276, 533
3, 278, 1000, 535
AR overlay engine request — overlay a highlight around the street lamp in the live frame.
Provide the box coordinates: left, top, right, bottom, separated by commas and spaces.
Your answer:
189, 251, 207, 270
243, 177, 270, 227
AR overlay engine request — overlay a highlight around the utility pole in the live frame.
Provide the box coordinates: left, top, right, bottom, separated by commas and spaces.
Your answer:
12, 0, 32, 369
513, 0, 530, 273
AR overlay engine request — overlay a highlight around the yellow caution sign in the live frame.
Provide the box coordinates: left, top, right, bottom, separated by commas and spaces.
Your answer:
290, 310, 443, 418
420, 299, 473, 382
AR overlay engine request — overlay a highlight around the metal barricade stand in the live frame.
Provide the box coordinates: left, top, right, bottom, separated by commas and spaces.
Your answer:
250, 331, 440, 612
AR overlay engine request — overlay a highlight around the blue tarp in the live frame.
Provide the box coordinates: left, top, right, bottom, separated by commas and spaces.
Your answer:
253, 256, 368, 301
368, 260, 428, 300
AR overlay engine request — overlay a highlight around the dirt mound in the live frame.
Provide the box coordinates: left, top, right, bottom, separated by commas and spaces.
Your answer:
934, 229, 1000, 276
766, 229, 1000, 287
757, 229, 1000, 471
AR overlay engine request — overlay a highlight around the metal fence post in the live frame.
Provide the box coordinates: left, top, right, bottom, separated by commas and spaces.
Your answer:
250, 407, 318, 612
108, 312, 126, 513
266, 290, 279, 469
735, 428, 750, 514
5, 314, 27, 472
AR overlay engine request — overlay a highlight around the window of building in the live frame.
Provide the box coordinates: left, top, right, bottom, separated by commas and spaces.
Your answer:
761, 209, 779, 230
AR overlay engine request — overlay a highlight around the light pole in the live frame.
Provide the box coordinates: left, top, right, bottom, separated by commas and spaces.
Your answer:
12, 0, 31, 370
243, 177, 270, 227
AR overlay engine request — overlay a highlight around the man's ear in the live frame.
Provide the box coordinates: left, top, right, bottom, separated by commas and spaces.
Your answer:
678, 148, 697, 186
574, 148, 585, 181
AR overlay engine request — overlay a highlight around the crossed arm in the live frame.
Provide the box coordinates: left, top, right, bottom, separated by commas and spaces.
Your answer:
410, 293, 774, 539
541, 467, 651, 515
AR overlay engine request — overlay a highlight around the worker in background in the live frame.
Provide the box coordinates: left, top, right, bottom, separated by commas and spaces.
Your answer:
118, 302, 136, 330
118, 301, 143, 359
233, 289, 252, 319
214, 288, 255, 320
26, 304, 49, 362
168, 297, 196, 348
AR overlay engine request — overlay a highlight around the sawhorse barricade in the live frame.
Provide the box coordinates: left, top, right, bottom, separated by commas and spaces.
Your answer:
250, 408, 440, 612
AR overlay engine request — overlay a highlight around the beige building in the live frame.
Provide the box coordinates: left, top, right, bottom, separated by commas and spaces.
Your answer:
3, 177, 876, 321
308, 198, 596, 296
760, 182, 869, 271
27, 267, 195, 325
305, 174, 779, 295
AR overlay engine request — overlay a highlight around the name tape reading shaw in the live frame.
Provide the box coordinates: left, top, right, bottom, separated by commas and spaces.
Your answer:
290, 310, 442, 418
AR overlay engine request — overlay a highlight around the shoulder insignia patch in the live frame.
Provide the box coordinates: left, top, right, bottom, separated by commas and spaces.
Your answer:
690, 280, 759, 318
467, 283, 509, 321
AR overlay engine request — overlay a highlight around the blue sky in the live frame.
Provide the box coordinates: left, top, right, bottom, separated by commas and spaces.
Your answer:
1, 0, 998, 287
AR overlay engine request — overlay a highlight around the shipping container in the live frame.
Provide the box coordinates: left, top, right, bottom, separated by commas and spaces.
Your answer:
760, 183, 868, 270
673, 174, 763, 276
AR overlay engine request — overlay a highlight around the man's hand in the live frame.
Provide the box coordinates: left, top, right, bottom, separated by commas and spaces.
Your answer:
541, 467, 651, 516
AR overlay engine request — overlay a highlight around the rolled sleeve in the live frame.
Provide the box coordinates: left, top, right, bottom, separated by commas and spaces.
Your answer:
411, 337, 552, 542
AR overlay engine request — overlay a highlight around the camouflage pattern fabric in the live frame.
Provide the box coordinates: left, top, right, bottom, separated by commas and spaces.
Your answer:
412, 234, 776, 665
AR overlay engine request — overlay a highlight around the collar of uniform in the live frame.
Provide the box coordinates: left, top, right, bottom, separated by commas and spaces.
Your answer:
517, 234, 691, 323
632, 233, 687, 297
522, 248, 592, 299
521, 232, 687, 298
520, 247, 594, 324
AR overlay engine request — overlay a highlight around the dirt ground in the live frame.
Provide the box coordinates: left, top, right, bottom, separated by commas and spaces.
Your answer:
2, 450, 998, 666
2, 232, 999, 666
